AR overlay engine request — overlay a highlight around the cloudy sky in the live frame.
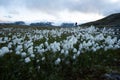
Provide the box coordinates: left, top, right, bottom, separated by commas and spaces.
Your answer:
0, 0, 120, 24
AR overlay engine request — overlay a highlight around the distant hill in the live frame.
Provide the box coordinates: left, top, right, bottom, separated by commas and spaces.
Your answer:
80, 13, 120, 27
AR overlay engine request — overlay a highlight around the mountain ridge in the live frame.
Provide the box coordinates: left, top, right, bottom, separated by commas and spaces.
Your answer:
80, 13, 120, 27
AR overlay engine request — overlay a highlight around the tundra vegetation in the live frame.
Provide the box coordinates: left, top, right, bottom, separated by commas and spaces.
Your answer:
0, 25, 120, 80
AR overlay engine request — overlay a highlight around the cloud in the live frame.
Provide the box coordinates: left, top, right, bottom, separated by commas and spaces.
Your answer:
0, 0, 120, 15
0, 0, 10, 6
8, 10, 19, 15
4, 15, 12, 18
23, 0, 120, 15
0, 0, 120, 23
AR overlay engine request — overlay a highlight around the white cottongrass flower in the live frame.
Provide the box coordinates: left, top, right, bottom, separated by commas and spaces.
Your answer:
92, 47, 97, 52
73, 54, 76, 59
73, 48, 77, 53
24, 40, 33, 49
77, 51, 81, 56
4, 37, 8, 41
37, 66, 40, 70
8, 42, 12, 48
25, 57, 31, 63
21, 52, 27, 57
61, 49, 64, 54
55, 58, 61, 65
105, 36, 116, 45
0, 47, 9, 56
0, 26, 120, 57
30, 54, 35, 58
64, 50, 69, 56
42, 57, 45, 61
50, 41, 60, 52
16, 45, 23, 52
37, 49, 45, 54
28, 46, 33, 54
45, 41, 49, 47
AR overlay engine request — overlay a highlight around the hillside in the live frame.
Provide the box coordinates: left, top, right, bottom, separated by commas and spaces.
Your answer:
80, 13, 120, 27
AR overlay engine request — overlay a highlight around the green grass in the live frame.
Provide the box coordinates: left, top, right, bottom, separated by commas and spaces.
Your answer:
0, 49, 120, 80
0, 25, 120, 80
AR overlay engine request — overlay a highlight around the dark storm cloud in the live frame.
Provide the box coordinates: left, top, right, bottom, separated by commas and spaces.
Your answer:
0, 0, 120, 16
24, 0, 120, 16
69, 0, 120, 15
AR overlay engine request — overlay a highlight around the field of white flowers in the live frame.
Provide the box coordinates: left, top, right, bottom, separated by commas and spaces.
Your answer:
0, 26, 120, 80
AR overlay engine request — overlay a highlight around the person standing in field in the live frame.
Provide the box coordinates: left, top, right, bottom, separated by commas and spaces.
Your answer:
75, 22, 77, 27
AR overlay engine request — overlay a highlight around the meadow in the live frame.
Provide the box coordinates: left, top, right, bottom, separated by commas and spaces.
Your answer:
0, 25, 120, 80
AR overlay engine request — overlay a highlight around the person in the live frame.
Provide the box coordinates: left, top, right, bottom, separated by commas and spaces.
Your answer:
75, 22, 77, 27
